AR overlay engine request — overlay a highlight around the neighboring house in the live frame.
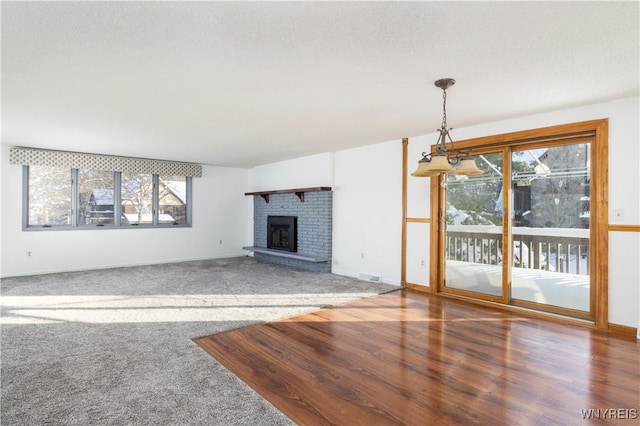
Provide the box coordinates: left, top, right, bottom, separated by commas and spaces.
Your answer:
80, 180, 186, 225
159, 180, 187, 224
79, 189, 119, 225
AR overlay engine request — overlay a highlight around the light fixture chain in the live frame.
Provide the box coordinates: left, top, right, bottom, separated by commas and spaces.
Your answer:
441, 88, 448, 129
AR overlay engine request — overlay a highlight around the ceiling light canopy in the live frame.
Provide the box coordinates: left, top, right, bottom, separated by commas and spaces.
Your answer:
411, 78, 484, 178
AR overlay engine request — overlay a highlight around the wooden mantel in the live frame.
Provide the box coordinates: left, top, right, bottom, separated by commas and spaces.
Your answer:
244, 186, 331, 203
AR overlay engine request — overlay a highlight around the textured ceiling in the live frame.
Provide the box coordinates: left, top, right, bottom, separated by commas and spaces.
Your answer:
2, 1, 638, 168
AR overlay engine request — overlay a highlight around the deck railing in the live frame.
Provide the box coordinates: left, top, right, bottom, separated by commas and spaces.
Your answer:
446, 225, 590, 275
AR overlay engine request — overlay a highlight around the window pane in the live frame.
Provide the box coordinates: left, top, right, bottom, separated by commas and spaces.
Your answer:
444, 152, 504, 297
159, 176, 187, 224
78, 169, 115, 226
510, 143, 591, 312
121, 173, 153, 224
28, 165, 72, 226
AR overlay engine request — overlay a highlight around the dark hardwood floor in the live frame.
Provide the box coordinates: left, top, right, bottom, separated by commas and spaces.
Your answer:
195, 289, 639, 425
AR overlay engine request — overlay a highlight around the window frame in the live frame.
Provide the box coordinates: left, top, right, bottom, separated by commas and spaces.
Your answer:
23, 165, 193, 230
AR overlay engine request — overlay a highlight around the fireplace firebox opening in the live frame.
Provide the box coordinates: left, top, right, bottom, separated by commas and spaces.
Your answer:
267, 216, 297, 252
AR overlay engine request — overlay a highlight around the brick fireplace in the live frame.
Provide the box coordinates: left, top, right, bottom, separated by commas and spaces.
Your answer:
243, 187, 332, 272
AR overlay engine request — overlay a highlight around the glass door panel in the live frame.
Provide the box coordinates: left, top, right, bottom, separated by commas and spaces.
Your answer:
443, 152, 504, 298
510, 144, 591, 314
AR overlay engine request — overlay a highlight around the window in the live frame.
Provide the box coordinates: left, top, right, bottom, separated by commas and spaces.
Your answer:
24, 167, 193, 230
159, 175, 188, 225
14, 147, 200, 230
121, 173, 154, 225
78, 168, 115, 226
27, 166, 72, 226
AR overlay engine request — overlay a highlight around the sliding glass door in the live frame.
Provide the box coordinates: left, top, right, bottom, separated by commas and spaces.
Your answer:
440, 138, 595, 320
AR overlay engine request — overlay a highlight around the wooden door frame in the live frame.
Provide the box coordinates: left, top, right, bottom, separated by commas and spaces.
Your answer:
420, 119, 609, 329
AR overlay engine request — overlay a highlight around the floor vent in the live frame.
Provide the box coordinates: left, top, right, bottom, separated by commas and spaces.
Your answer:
358, 273, 381, 283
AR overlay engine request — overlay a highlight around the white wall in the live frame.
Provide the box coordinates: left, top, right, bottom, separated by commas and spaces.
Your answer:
332, 140, 402, 285
0, 145, 249, 277
609, 232, 640, 330
248, 152, 334, 192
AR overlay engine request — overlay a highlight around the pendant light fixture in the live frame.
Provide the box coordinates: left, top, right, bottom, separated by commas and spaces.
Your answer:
411, 78, 484, 177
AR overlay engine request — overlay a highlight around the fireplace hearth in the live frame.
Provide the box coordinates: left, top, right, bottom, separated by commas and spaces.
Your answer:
267, 216, 297, 252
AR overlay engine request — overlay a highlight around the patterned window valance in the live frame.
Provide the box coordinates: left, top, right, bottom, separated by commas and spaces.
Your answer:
9, 147, 202, 177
